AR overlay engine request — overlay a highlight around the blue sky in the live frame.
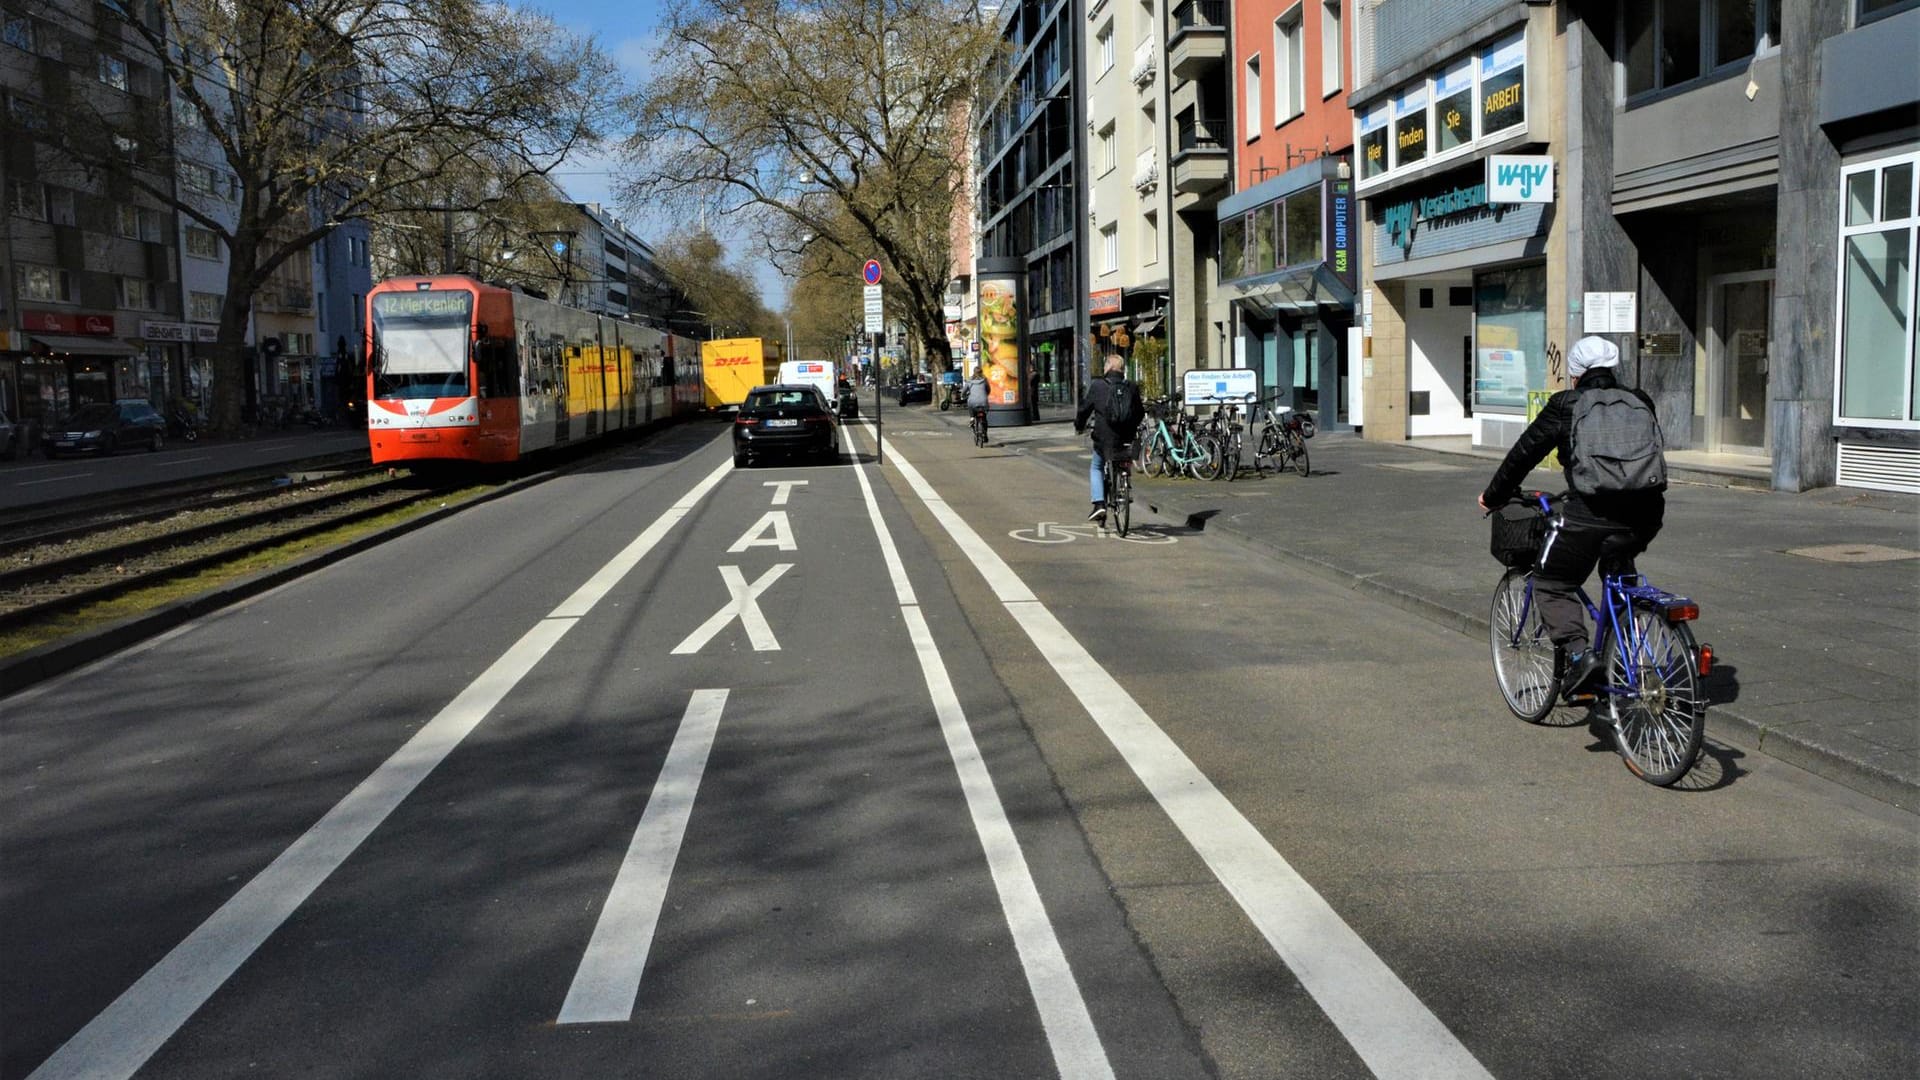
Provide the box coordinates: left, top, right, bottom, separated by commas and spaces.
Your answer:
530, 1, 791, 307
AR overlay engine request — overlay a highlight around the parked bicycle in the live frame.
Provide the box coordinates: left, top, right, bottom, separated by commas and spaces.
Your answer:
1488, 491, 1710, 786
1252, 400, 1314, 477
1138, 396, 1221, 480
1207, 400, 1252, 481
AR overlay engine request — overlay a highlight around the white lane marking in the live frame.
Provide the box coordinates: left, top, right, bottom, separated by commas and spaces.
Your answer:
866, 425, 1493, 1080
726, 510, 796, 552
761, 479, 807, 505
549, 461, 731, 619
670, 564, 791, 654
843, 431, 915, 605
152, 455, 214, 466
18, 473, 93, 486
843, 424, 1112, 1080
28, 618, 577, 1080
26, 457, 734, 1080
559, 689, 728, 1025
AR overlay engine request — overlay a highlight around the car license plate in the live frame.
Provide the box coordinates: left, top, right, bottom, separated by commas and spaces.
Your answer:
764, 419, 798, 428
54, 440, 74, 447
404, 431, 436, 442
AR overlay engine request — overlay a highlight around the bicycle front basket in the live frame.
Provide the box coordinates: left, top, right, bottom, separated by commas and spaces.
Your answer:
1489, 502, 1548, 567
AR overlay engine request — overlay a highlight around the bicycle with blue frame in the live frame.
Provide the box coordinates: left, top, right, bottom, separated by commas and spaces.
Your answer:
1138, 395, 1222, 481
1488, 491, 1712, 786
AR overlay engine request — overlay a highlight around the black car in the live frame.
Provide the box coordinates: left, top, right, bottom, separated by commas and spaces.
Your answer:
42, 400, 166, 457
733, 385, 839, 467
836, 378, 860, 419
898, 378, 933, 405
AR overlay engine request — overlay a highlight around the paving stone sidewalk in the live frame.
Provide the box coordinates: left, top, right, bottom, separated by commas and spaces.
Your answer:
929, 411, 1919, 809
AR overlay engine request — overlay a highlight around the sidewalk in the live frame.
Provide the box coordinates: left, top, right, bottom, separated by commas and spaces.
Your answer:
926, 409, 1920, 809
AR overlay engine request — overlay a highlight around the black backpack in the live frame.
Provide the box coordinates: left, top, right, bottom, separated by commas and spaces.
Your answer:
1103, 377, 1142, 433
1567, 388, 1666, 495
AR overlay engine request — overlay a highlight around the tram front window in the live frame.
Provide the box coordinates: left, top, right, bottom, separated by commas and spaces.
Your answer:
371, 291, 471, 399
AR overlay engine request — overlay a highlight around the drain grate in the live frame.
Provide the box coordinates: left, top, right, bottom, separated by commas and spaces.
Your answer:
1786, 543, 1920, 563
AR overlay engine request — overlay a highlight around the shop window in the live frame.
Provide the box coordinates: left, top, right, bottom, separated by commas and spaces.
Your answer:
1358, 103, 1389, 180
1479, 36, 1525, 137
1472, 263, 1548, 412
1220, 211, 1246, 279
1836, 151, 1919, 426
1354, 31, 1523, 190
1433, 59, 1473, 155
1393, 84, 1427, 169
1285, 184, 1321, 267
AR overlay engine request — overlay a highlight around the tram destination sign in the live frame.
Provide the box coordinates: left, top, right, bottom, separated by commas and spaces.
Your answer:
373, 291, 471, 319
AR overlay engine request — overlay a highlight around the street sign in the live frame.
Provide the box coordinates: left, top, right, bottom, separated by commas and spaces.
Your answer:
863, 259, 882, 285
1183, 368, 1259, 406
864, 284, 883, 332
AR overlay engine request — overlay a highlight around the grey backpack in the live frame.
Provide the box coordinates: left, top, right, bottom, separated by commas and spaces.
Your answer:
1567, 389, 1666, 495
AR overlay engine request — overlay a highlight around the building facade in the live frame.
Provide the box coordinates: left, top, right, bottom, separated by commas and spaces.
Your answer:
1221, 0, 1357, 429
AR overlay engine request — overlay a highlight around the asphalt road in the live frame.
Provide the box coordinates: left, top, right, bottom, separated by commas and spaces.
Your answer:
2, 409, 1913, 1079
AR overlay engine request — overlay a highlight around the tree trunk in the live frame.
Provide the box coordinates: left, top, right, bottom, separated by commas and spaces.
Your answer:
210, 241, 262, 434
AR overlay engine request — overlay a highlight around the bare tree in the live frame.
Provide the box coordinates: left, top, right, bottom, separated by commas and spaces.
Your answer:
15, 0, 615, 431
651, 227, 780, 340
619, 0, 1000, 371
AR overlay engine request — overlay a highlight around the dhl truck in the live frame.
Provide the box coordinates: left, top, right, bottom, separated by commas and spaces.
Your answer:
699, 337, 785, 408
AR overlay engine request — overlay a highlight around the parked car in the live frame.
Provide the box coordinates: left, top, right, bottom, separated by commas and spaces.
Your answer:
898, 377, 933, 405
0, 409, 18, 460
732, 384, 839, 467
42, 400, 166, 457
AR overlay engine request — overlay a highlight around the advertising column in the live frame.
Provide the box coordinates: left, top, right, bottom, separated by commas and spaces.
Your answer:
975, 256, 1027, 427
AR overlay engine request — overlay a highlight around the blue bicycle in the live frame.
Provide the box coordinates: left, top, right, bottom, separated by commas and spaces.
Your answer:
1489, 492, 1710, 786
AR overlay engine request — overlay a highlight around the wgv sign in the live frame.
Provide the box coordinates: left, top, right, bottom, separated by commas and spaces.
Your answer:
1486, 154, 1553, 204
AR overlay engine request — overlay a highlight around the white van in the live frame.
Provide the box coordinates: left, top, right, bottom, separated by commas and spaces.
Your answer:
778, 360, 839, 415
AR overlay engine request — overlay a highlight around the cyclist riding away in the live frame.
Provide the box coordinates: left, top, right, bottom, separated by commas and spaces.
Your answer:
1075, 355, 1143, 523
1477, 335, 1668, 697
966, 368, 990, 438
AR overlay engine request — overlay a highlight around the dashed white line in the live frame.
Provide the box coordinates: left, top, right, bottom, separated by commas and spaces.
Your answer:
864, 423, 1493, 1080
559, 689, 729, 1025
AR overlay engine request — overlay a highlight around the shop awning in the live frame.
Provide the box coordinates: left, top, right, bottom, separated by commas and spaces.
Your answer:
1133, 315, 1164, 335
31, 335, 139, 357
1226, 264, 1355, 319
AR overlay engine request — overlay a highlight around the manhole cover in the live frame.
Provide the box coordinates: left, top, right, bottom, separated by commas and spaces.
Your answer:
1786, 543, 1920, 563
1378, 462, 1468, 472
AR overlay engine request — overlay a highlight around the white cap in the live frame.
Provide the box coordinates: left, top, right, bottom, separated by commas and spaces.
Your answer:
1567, 336, 1620, 379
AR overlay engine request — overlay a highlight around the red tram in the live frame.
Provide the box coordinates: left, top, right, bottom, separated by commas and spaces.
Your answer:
364, 275, 707, 466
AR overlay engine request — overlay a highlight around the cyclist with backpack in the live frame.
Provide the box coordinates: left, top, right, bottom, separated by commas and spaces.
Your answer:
965, 368, 991, 439
1074, 355, 1144, 523
1477, 336, 1668, 696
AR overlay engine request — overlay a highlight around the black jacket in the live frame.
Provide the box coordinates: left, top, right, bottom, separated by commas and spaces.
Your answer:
1075, 372, 1137, 453
1482, 369, 1666, 520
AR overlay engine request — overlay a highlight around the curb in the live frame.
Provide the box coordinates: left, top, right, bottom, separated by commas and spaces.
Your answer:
969, 419, 1916, 810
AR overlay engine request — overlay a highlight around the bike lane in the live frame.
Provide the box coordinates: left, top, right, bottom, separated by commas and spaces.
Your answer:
860, 407, 1920, 1079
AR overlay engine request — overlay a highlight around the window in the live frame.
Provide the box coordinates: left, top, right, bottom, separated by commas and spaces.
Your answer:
1861, 0, 1920, 23
1100, 223, 1118, 273
1836, 149, 1919, 426
9, 180, 46, 220
1097, 23, 1114, 74
316, 292, 325, 332
1359, 103, 1389, 180
18, 264, 72, 303
7, 92, 46, 131
116, 204, 161, 241
189, 291, 222, 322
185, 226, 221, 259
1098, 122, 1116, 174
1434, 59, 1474, 154
47, 187, 74, 226
99, 54, 129, 91
1142, 211, 1158, 264
1624, 0, 1780, 100
1274, 8, 1304, 124
1321, 1, 1342, 97
120, 277, 156, 310
3, 14, 34, 52
1393, 84, 1428, 168
114, 134, 140, 162
1244, 56, 1262, 138
174, 97, 206, 132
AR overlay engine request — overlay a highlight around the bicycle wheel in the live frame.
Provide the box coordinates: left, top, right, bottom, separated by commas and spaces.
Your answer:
1112, 466, 1131, 536
1142, 432, 1166, 477
1191, 435, 1222, 480
1604, 611, 1706, 786
1489, 570, 1559, 723
1288, 432, 1310, 477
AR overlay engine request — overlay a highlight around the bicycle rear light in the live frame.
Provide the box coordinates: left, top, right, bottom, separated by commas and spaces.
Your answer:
1697, 644, 1714, 677
1664, 602, 1699, 621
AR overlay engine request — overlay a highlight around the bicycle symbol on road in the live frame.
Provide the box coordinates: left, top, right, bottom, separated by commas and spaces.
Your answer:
1007, 521, 1178, 545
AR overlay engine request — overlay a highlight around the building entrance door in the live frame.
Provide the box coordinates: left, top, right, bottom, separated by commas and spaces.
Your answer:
1707, 273, 1772, 454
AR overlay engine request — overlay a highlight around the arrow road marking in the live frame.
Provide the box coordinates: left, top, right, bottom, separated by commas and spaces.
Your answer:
671, 564, 792, 654
559, 689, 728, 1025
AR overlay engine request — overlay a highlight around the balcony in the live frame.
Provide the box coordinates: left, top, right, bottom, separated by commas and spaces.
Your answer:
1130, 38, 1157, 89
1133, 147, 1159, 193
1172, 114, 1229, 195
1169, 0, 1226, 82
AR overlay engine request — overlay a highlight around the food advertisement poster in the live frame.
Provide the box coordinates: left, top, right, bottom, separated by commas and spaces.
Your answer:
977, 278, 1022, 405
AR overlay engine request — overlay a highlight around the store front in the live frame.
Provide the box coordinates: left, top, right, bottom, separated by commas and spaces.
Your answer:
1087, 284, 1170, 399
1218, 158, 1358, 430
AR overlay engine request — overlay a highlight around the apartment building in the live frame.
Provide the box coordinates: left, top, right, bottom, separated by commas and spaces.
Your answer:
1221, 0, 1357, 430
1161, 0, 1234, 376
1084, 0, 1172, 392
1, 3, 182, 426
976, 0, 1084, 423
